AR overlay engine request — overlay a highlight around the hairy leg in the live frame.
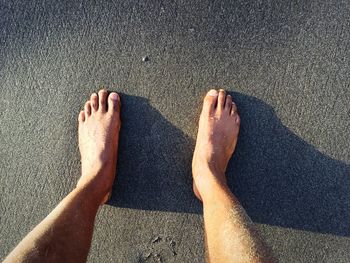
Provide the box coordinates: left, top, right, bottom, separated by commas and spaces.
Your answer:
4, 89, 121, 263
192, 89, 275, 263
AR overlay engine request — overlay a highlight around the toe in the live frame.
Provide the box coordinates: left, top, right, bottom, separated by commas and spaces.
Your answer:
234, 114, 241, 124
78, 110, 85, 122
225, 94, 233, 112
84, 101, 91, 116
231, 101, 240, 124
231, 100, 238, 116
108, 92, 120, 113
90, 93, 98, 112
98, 89, 108, 112
202, 89, 218, 115
217, 89, 226, 109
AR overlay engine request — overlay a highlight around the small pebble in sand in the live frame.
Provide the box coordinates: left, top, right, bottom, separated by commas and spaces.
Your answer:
142, 56, 149, 62
169, 240, 177, 255
153, 253, 162, 262
152, 236, 161, 243
144, 252, 151, 259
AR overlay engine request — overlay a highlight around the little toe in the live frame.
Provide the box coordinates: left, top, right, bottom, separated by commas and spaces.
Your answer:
84, 101, 92, 117
98, 89, 108, 112
108, 92, 120, 113
217, 89, 226, 109
90, 93, 98, 112
202, 89, 218, 115
231, 100, 238, 116
78, 111, 85, 122
225, 94, 233, 112
234, 114, 241, 124
230, 101, 240, 124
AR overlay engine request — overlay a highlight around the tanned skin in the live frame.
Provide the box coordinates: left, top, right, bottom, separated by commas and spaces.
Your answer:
5, 89, 274, 263
192, 89, 275, 263
4, 89, 121, 263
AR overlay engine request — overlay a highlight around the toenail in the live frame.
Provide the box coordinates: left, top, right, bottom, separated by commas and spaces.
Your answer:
208, 89, 218, 96
110, 92, 119, 100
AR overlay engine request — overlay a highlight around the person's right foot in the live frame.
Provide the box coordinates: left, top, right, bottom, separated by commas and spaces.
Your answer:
192, 89, 240, 201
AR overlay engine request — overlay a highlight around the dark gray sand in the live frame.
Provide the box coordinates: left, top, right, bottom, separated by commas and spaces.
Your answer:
1, 1, 350, 262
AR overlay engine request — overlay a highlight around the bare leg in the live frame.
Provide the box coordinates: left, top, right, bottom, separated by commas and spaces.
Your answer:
192, 89, 275, 263
4, 89, 121, 263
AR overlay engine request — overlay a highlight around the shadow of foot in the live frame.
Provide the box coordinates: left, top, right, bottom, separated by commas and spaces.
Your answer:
109, 92, 350, 237
229, 92, 350, 237
109, 94, 200, 213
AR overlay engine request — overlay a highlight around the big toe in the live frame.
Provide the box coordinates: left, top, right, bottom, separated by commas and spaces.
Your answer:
108, 92, 121, 114
202, 89, 218, 115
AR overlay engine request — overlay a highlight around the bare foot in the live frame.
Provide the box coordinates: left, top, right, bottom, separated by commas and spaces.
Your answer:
192, 89, 240, 201
77, 89, 121, 204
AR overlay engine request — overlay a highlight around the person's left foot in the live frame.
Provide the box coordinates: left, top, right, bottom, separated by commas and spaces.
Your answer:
77, 89, 121, 204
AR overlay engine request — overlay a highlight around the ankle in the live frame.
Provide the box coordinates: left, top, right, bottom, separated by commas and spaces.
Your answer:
200, 179, 236, 207
193, 161, 226, 179
77, 170, 113, 201
193, 155, 227, 175
72, 185, 106, 208
193, 169, 228, 196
